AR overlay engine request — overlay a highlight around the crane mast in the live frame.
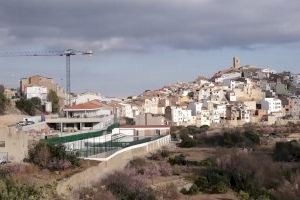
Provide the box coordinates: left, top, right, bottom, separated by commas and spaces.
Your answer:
0, 49, 93, 106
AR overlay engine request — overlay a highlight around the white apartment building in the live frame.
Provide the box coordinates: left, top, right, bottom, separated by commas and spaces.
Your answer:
188, 102, 203, 116
214, 104, 227, 118
143, 97, 159, 114
196, 109, 211, 127
261, 98, 282, 114
26, 86, 48, 103
211, 110, 221, 124
170, 106, 192, 126
120, 103, 134, 118
238, 105, 251, 123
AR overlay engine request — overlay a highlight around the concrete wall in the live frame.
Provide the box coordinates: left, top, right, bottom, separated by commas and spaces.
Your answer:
56, 135, 170, 199
0, 127, 29, 163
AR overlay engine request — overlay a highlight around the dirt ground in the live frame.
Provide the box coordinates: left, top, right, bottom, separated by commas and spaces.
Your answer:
150, 144, 238, 200
12, 159, 100, 194
0, 114, 27, 127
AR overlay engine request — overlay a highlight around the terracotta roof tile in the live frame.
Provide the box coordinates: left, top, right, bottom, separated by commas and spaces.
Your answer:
65, 100, 112, 110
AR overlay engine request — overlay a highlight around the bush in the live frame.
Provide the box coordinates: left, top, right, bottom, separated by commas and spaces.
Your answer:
169, 154, 187, 166
0, 178, 41, 200
198, 128, 260, 148
149, 149, 170, 161
103, 169, 156, 200
179, 133, 197, 148
195, 176, 209, 191
0, 90, 9, 115
273, 140, 300, 162
188, 184, 198, 195
155, 183, 179, 200
158, 162, 173, 176
212, 181, 228, 193
27, 142, 79, 170
16, 98, 36, 116
239, 190, 250, 200
47, 90, 60, 113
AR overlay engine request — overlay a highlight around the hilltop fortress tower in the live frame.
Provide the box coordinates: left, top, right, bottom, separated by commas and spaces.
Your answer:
233, 57, 241, 69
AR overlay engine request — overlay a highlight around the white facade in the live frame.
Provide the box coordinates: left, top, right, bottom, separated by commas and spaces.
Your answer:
170, 107, 192, 126
64, 108, 112, 118
188, 102, 203, 116
261, 98, 282, 114
196, 109, 211, 127
120, 103, 134, 118
214, 104, 227, 118
215, 72, 241, 83
211, 110, 221, 124
143, 97, 159, 114
26, 86, 48, 103
72, 92, 102, 105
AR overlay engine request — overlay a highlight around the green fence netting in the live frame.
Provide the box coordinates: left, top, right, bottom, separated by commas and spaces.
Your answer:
42, 123, 119, 145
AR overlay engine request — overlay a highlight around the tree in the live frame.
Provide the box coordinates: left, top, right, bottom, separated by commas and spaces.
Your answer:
0, 93, 7, 115
31, 97, 42, 111
188, 91, 194, 98
47, 90, 60, 113
16, 98, 36, 116
0, 85, 4, 93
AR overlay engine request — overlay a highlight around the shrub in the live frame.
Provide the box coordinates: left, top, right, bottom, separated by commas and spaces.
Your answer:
169, 154, 187, 166
27, 142, 79, 170
0, 90, 9, 115
0, 178, 41, 200
16, 98, 36, 116
239, 190, 250, 200
179, 133, 197, 148
158, 162, 173, 176
273, 140, 300, 162
149, 149, 170, 161
198, 128, 260, 148
156, 183, 179, 200
212, 181, 228, 193
187, 184, 198, 195
195, 176, 209, 191
47, 90, 60, 113
103, 169, 156, 200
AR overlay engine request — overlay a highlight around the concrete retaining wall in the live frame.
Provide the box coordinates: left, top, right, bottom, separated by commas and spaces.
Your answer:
0, 127, 29, 163
56, 134, 170, 198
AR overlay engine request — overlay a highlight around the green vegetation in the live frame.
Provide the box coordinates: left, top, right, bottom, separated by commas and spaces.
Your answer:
31, 97, 42, 110
0, 164, 41, 200
179, 133, 197, 148
27, 142, 79, 170
103, 168, 156, 200
273, 140, 300, 162
178, 126, 260, 148
0, 85, 9, 115
202, 130, 260, 148
0, 178, 41, 200
47, 90, 59, 113
16, 97, 40, 116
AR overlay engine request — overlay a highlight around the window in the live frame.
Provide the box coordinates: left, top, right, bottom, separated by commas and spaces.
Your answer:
0, 141, 5, 147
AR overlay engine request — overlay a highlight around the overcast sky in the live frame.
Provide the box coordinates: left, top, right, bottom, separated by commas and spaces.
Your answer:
0, 0, 300, 97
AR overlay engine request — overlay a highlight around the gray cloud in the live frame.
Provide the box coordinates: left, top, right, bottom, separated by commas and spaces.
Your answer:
0, 0, 300, 52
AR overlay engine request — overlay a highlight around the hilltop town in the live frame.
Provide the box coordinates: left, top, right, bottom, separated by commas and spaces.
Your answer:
1, 57, 300, 132
1, 57, 300, 200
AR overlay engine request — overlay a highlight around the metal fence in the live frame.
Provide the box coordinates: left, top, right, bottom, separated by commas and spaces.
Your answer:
42, 123, 119, 145
42, 123, 164, 159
